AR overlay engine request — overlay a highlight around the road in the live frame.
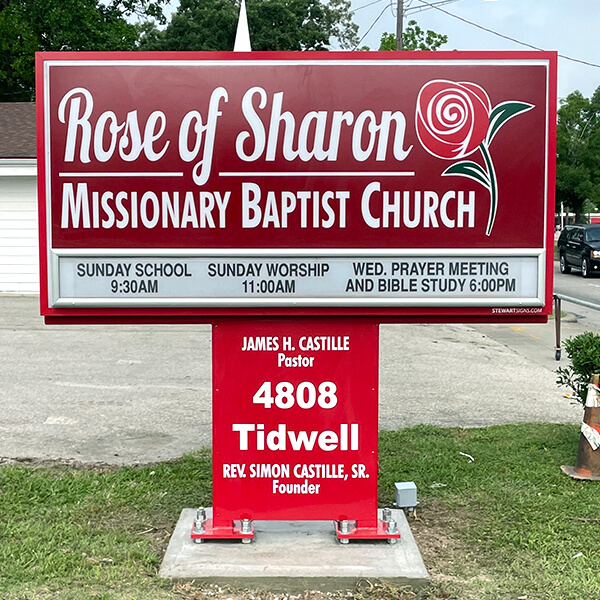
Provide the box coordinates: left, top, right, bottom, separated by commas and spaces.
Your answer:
553, 260, 600, 328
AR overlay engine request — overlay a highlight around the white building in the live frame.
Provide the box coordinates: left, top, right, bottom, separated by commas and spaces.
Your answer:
0, 103, 38, 293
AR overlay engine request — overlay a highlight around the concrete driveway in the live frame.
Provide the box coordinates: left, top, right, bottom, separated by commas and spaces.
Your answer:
0, 295, 581, 464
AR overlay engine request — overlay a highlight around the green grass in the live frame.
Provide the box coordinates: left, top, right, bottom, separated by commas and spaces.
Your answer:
0, 449, 212, 599
380, 423, 600, 599
2, 424, 600, 599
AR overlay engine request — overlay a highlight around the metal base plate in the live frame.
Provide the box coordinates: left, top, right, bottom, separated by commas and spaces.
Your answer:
191, 517, 254, 542
335, 511, 401, 542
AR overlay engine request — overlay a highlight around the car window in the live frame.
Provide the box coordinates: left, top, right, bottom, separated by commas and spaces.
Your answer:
559, 229, 572, 243
585, 229, 600, 243
572, 230, 584, 243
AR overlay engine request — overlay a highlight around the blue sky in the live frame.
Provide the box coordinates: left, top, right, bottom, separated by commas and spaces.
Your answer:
165, 0, 600, 101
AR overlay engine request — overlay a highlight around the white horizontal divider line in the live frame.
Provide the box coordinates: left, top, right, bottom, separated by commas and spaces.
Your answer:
58, 171, 417, 178
59, 172, 184, 177
219, 171, 416, 177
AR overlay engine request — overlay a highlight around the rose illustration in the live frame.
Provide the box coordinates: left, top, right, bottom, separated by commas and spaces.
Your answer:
416, 79, 534, 236
416, 80, 491, 160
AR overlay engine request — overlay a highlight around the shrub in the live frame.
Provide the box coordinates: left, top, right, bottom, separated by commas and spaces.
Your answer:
556, 331, 600, 406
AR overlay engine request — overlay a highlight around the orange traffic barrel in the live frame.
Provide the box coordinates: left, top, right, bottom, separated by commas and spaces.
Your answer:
562, 374, 600, 480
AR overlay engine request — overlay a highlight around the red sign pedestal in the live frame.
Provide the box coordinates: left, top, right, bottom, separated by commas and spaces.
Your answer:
190, 318, 399, 543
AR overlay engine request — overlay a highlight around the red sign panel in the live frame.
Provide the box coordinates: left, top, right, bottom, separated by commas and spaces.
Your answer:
36, 51, 557, 323
211, 318, 379, 521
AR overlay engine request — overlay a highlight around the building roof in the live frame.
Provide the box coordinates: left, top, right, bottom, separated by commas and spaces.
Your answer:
0, 103, 36, 158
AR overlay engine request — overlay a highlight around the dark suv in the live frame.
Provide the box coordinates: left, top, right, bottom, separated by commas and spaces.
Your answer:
557, 224, 600, 277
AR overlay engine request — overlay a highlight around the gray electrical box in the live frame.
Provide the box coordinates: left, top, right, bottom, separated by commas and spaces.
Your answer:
395, 481, 418, 509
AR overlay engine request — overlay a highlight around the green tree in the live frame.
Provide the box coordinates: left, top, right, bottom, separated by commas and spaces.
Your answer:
556, 88, 600, 222
378, 19, 447, 51
111, 0, 169, 24
0, 0, 167, 101
139, 0, 359, 52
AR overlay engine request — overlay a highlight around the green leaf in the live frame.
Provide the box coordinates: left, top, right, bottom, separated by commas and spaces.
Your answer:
486, 101, 534, 146
442, 160, 491, 189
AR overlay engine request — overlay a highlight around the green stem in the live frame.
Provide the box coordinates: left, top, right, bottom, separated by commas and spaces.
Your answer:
479, 142, 497, 236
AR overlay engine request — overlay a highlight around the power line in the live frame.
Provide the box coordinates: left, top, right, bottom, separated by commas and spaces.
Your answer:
353, 0, 387, 13
416, 0, 600, 69
405, 0, 461, 16
353, 3, 391, 49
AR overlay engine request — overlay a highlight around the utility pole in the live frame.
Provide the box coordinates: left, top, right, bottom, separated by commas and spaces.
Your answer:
396, 0, 404, 50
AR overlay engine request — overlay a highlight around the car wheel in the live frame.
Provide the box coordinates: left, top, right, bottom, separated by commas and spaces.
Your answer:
560, 253, 571, 274
582, 257, 591, 278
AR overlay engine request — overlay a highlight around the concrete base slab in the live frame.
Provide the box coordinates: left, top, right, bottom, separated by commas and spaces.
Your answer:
159, 508, 429, 592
